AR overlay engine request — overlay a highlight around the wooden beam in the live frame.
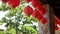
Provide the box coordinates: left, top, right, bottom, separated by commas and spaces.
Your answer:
49, 7, 55, 34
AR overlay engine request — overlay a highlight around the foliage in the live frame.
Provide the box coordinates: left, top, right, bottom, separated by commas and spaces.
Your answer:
0, 0, 38, 34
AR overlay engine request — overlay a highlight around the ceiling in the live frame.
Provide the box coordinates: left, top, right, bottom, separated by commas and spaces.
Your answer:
45, 0, 60, 19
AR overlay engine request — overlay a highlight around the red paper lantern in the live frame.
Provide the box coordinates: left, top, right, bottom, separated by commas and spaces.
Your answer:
32, 9, 43, 20
36, 5, 46, 15
57, 24, 60, 30
40, 18, 47, 24
1, 0, 10, 3
23, 6, 33, 16
59, 21, 60, 25
24, 0, 32, 3
7, 0, 20, 8
31, 0, 41, 7
54, 15, 59, 24
55, 25, 58, 30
